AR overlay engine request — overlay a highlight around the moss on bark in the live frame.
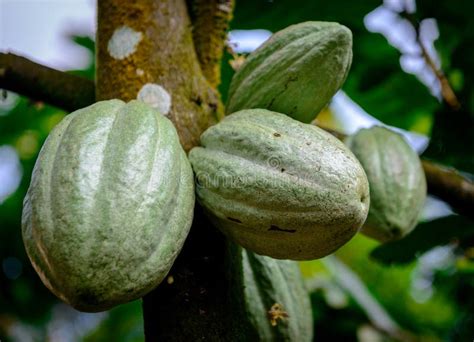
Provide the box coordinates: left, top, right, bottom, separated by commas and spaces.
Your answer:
96, 0, 223, 151
190, 0, 235, 88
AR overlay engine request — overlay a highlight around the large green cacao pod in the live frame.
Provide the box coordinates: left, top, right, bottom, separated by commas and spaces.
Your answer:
189, 109, 369, 260
227, 242, 313, 341
22, 100, 195, 312
226, 21, 352, 123
346, 126, 427, 242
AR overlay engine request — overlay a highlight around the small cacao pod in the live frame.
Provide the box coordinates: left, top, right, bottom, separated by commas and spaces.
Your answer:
227, 242, 313, 341
226, 21, 353, 123
189, 109, 369, 260
346, 126, 427, 242
22, 100, 195, 312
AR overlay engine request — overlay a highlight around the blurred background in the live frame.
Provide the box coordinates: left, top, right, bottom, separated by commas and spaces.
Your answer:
1, 0, 473, 341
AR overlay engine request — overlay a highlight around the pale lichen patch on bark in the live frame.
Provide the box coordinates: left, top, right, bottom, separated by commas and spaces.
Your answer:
107, 26, 143, 60
137, 83, 172, 116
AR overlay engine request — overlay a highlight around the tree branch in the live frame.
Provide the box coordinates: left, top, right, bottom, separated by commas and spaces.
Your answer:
143, 205, 238, 341
0, 52, 94, 112
190, 0, 235, 88
421, 160, 474, 219
399, 10, 461, 110
417, 38, 460, 110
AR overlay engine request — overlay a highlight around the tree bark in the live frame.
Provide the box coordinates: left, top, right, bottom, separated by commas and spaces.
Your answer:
422, 160, 474, 219
143, 206, 241, 341
0, 52, 94, 111
96, 0, 222, 152
190, 0, 235, 88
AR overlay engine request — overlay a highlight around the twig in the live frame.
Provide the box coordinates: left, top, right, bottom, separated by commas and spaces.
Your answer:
0, 52, 94, 111
399, 11, 461, 110
190, 0, 235, 88
416, 28, 460, 110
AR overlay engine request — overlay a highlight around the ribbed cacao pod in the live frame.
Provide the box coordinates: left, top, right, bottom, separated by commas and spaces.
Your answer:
22, 100, 195, 312
346, 126, 427, 242
226, 21, 353, 123
189, 109, 369, 260
227, 242, 313, 341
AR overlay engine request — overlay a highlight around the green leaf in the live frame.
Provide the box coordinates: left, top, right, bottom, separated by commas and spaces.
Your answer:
371, 215, 474, 265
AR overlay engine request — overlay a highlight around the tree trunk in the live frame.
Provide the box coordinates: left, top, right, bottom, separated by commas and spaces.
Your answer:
96, 0, 222, 152
143, 206, 243, 341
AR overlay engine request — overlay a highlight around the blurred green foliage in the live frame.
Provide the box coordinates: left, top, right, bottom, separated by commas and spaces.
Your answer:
1, 1, 474, 341
415, 0, 474, 172
371, 215, 474, 265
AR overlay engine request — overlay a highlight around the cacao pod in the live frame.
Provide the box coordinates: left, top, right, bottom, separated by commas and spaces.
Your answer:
226, 21, 353, 123
346, 126, 427, 242
227, 242, 313, 341
22, 100, 195, 312
189, 109, 369, 260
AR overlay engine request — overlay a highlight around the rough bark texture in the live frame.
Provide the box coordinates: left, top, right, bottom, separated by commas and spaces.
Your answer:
143, 205, 247, 341
0, 52, 94, 111
190, 0, 234, 88
96, 0, 222, 151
